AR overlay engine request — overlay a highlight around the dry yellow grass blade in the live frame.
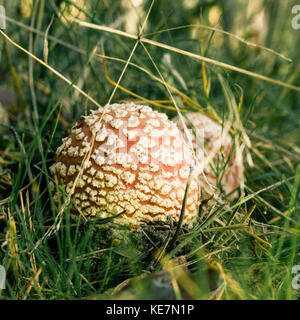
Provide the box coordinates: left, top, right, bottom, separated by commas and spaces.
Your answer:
24, 267, 42, 300
73, 18, 300, 93
145, 24, 292, 62
246, 229, 272, 248
6, 208, 19, 276
241, 204, 257, 224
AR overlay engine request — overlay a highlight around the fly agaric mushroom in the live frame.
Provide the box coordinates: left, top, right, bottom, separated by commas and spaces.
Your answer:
50, 103, 200, 227
173, 112, 240, 196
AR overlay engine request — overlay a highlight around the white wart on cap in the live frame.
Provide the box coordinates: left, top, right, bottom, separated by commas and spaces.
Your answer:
50, 103, 200, 227
173, 112, 240, 196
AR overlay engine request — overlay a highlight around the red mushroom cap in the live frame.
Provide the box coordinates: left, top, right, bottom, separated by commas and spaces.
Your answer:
50, 103, 200, 227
